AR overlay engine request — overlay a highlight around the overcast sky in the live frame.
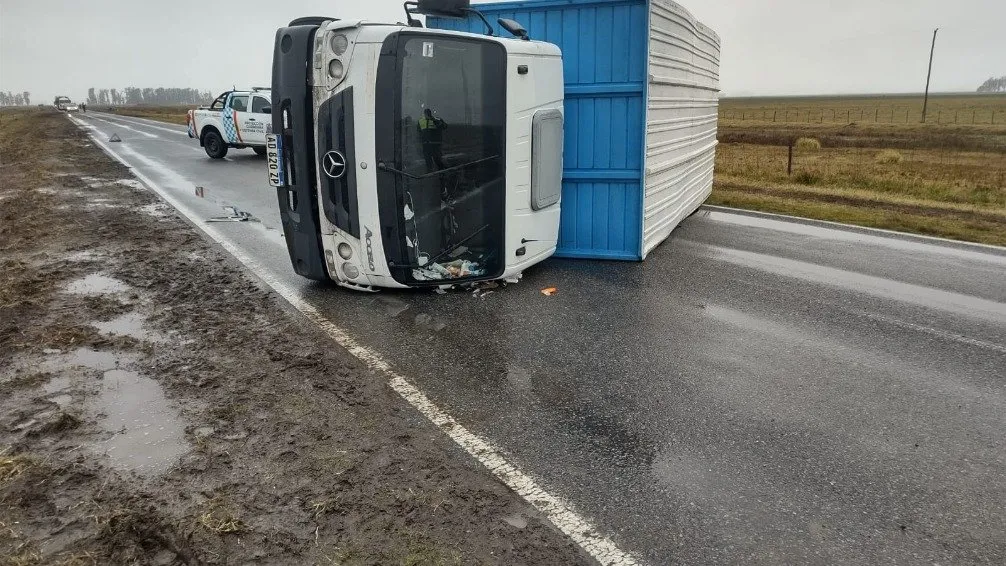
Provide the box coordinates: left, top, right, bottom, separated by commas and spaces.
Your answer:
1, 0, 1004, 103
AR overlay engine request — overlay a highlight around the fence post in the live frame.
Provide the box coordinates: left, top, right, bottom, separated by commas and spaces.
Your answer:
972, 109, 976, 124
875, 108, 879, 122
773, 110, 777, 122
787, 140, 794, 176
938, 110, 941, 123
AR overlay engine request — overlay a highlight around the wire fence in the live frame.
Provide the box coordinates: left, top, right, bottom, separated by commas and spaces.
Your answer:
720, 107, 1006, 126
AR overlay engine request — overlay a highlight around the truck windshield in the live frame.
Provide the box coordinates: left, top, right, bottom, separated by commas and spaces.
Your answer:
378, 34, 507, 284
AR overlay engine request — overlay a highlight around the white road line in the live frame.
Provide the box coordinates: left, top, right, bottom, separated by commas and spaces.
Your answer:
89, 116, 159, 139
92, 112, 189, 136
69, 115, 639, 566
859, 312, 1006, 355
706, 243, 1006, 325
701, 204, 1006, 260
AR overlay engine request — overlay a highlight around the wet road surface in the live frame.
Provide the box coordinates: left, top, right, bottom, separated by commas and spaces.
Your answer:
78, 112, 1006, 565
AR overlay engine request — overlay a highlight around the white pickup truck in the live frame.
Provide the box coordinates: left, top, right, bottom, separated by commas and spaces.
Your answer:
186, 88, 272, 159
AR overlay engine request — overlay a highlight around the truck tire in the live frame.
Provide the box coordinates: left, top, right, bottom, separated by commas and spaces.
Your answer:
252, 146, 267, 156
203, 131, 228, 159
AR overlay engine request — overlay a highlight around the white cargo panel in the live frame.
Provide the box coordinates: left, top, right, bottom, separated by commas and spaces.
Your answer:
642, 0, 721, 257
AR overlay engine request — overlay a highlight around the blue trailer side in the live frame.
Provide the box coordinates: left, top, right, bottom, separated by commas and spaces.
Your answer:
430, 0, 720, 261
430, 0, 649, 260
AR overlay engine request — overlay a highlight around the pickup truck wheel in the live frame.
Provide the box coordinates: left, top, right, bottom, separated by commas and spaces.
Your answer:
252, 146, 267, 156
203, 131, 228, 159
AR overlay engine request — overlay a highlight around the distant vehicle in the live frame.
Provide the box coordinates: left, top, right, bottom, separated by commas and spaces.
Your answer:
53, 96, 73, 111
64, 103, 80, 112
186, 88, 272, 159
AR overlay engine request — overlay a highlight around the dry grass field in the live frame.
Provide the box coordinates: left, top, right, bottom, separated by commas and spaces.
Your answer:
714, 94, 1006, 246
719, 93, 1006, 126
106, 104, 195, 124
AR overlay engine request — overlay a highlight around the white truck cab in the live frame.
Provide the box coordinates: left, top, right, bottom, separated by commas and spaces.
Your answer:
187, 89, 273, 158
270, 4, 564, 290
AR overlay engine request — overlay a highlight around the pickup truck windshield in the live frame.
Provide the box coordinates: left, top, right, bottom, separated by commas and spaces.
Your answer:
378, 34, 506, 284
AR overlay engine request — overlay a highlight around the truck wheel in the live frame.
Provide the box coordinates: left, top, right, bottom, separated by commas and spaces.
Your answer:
203, 131, 228, 159
252, 146, 267, 156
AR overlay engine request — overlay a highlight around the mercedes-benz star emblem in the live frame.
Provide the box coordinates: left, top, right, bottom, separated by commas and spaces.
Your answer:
322, 150, 347, 179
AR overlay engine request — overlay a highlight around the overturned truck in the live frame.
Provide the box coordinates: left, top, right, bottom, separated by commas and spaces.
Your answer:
271, 0, 720, 290
270, 1, 564, 290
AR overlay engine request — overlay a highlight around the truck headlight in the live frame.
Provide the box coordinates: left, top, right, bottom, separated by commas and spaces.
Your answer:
337, 242, 352, 260
342, 262, 359, 279
328, 59, 344, 80
331, 34, 349, 55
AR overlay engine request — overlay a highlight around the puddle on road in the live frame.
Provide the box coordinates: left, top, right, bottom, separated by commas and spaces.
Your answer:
47, 393, 73, 408
94, 369, 187, 475
42, 348, 125, 373
502, 513, 528, 529
65, 273, 129, 296
116, 179, 146, 191
36, 187, 87, 197
33, 348, 184, 474
94, 312, 165, 343
138, 202, 171, 219
65, 250, 99, 262
42, 375, 73, 395
80, 176, 111, 188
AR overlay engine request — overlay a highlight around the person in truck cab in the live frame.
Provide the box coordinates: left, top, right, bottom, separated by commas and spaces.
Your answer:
231, 97, 248, 112
418, 108, 447, 172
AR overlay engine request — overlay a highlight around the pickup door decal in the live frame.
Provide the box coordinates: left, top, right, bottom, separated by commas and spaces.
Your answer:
221, 109, 242, 143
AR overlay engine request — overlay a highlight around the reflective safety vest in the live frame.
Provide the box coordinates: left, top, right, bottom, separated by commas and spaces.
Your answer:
418, 117, 441, 130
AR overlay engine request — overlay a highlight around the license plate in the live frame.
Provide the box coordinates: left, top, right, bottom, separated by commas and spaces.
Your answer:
265, 134, 285, 187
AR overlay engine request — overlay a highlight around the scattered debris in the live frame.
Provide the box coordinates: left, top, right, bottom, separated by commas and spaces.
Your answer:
413, 258, 486, 281
504, 273, 522, 284
540, 287, 558, 296
194, 186, 205, 198
471, 280, 499, 299
207, 206, 252, 222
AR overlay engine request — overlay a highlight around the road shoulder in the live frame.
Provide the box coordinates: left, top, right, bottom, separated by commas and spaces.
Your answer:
0, 109, 588, 565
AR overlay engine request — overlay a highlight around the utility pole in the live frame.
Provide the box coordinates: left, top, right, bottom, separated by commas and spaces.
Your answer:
922, 28, 938, 123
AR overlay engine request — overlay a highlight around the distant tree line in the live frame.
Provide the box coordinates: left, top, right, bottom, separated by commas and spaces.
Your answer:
977, 76, 1006, 93
0, 91, 32, 106
86, 87, 214, 106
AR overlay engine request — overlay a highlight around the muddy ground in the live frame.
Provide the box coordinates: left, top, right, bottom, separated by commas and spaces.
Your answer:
0, 109, 588, 565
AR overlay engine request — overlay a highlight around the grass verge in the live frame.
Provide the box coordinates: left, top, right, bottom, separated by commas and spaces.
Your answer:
104, 105, 193, 125
709, 183, 1006, 246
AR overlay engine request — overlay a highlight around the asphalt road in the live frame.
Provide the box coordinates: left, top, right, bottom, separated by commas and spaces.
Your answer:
78, 112, 1006, 565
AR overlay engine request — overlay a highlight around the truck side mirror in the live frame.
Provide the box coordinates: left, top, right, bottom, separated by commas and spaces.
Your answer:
498, 18, 529, 40
262, 106, 271, 114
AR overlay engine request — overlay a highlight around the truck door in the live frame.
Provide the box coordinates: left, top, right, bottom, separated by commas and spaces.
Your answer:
244, 95, 271, 144
224, 94, 253, 145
